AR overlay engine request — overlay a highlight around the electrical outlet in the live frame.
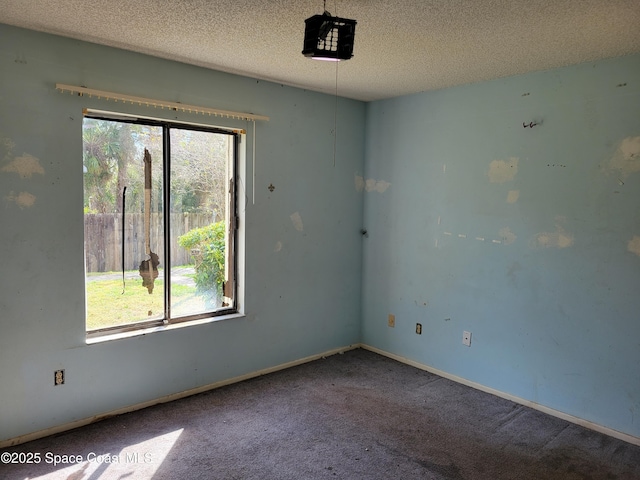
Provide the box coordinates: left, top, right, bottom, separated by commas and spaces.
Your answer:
416, 323, 422, 334
462, 331, 472, 347
388, 314, 395, 328
54, 369, 65, 386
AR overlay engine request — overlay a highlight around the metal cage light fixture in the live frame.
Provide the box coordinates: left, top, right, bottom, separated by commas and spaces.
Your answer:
302, 10, 356, 61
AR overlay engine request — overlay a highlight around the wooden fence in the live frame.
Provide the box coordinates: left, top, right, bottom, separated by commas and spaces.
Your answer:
84, 213, 213, 273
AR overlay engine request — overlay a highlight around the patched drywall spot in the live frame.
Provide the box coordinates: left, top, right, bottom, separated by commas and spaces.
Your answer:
274, 241, 283, 252
361, 177, 391, 193
533, 222, 574, 249
373, 180, 391, 193
507, 190, 520, 203
1, 153, 44, 178
557, 233, 574, 248
366, 179, 388, 192
488, 157, 518, 183
5, 191, 36, 208
290, 212, 304, 232
1, 136, 16, 161
628, 236, 640, 257
606, 136, 640, 178
507, 261, 522, 285
499, 227, 517, 245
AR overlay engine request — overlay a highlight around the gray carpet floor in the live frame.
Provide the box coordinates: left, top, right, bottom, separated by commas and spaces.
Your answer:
1, 348, 639, 479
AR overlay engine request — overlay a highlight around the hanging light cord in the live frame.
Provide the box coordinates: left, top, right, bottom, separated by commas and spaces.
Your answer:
333, 0, 339, 167
334, 59, 338, 167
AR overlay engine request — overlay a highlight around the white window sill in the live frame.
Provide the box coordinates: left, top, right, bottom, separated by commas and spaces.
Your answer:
86, 312, 245, 345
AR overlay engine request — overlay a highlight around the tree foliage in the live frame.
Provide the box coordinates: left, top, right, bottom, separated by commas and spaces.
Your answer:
82, 119, 123, 213
177, 222, 226, 296
169, 129, 228, 219
82, 118, 229, 219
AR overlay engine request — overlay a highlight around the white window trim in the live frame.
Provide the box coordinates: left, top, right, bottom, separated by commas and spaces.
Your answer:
82, 110, 246, 340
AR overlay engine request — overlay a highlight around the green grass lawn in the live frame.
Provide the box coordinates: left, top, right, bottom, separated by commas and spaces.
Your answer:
85, 277, 204, 330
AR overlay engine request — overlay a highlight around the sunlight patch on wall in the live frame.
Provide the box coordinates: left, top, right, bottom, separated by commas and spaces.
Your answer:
274, 240, 283, 252
355, 174, 365, 192
488, 157, 518, 183
1, 153, 44, 178
5, 190, 36, 208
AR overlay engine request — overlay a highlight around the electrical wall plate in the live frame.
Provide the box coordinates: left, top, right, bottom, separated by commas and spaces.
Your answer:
462, 331, 472, 347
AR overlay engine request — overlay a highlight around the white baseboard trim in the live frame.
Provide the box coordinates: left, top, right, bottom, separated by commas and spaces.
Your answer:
361, 343, 640, 447
0, 344, 359, 449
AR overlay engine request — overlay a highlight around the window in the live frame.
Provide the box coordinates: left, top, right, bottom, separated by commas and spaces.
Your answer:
83, 112, 239, 336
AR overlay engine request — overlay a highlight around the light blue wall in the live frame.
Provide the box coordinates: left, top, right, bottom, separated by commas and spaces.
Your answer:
2, 22, 639, 445
362, 54, 640, 438
0, 24, 365, 442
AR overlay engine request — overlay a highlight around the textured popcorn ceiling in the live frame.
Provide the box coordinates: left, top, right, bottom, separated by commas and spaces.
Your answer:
1, 0, 639, 101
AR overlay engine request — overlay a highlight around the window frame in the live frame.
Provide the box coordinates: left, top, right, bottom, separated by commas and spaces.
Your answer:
83, 110, 241, 339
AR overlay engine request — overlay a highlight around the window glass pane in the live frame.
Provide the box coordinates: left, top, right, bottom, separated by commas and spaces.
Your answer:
83, 118, 165, 330
171, 128, 232, 317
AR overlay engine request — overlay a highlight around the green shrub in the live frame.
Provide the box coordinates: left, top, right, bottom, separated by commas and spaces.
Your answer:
178, 222, 225, 297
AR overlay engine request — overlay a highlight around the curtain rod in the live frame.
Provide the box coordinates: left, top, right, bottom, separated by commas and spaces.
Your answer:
55, 83, 269, 122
